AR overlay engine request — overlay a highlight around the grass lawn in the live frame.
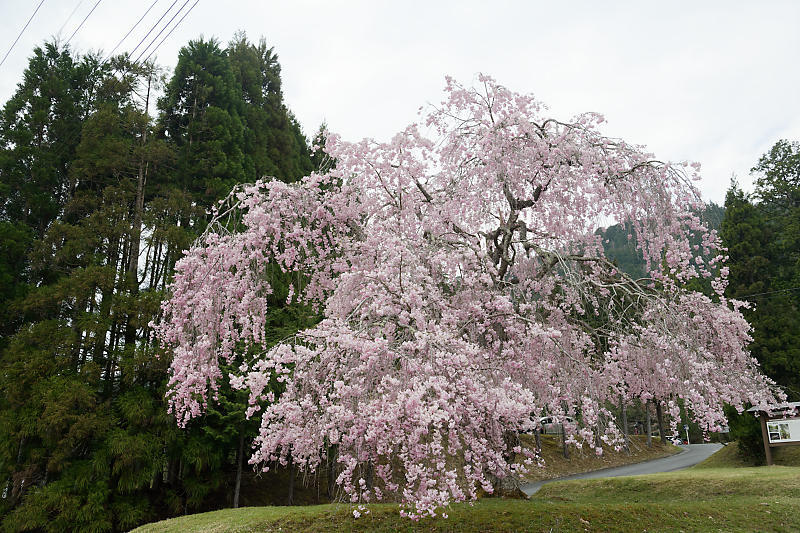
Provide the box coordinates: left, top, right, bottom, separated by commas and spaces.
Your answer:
133, 463, 800, 532
693, 441, 800, 469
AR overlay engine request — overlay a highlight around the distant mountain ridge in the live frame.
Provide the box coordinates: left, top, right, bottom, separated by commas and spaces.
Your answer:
598, 203, 725, 279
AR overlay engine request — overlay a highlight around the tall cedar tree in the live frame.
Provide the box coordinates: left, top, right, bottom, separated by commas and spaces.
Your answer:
227, 33, 313, 183
722, 142, 800, 462
159, 38, 247, 209
0, 37, 316, 532
0, 44, 101, 348
722, 143, 800, 399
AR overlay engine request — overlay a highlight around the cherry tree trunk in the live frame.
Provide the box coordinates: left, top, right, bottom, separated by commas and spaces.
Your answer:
656, 402, 667, 445
620, 395, 630, 453
327, 445, 337, 501
365, 460, 374, 493
646, 401, 653, 448
287, 457, 295, 505
233, 432, 244, 508
492, 431, 525, 497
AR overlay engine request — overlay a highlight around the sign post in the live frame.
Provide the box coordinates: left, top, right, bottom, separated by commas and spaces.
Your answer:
757, 413, 773, 465
748, 403, 800, 466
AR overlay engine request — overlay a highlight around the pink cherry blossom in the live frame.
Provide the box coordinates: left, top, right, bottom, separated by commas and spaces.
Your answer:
153, 75, 781, 518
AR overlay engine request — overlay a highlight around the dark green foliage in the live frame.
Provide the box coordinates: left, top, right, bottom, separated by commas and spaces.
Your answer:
0, 35, 317, 531
720, 185, 771, 298
721, 142, 800, 401
159, 38, 247, 207
0, 221, 33, 346
723, 405, 765, 465
721, 140, 800, 461
753, 140, 800, 209
0, 43, 102, 236
599, 222, 647, 279
227, 33, 313, 183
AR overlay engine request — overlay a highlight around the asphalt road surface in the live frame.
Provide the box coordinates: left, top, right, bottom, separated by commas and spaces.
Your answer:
521, 443, 724, 496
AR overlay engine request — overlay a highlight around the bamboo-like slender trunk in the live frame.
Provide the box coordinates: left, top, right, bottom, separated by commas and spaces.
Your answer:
656, 401, 667, 445
620, 395, 630, 453
125, 73, 151, 349
233, 432, 244, 508
287, 456, 295, 505
327, 445, 337, 501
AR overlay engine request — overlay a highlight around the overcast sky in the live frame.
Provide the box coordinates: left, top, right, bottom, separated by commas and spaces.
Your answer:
1, 1, 798, 204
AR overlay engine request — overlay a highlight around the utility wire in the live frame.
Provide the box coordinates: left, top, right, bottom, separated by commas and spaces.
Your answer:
735, 286, 800, 300
134, 0, 191, 64
0, 0, 46, 68
58, 0, 85, 38
128, 0, 180, 59
34, 0, 200, 164
142, 0, 199, 63
66, 0, 103, 46
105, 0, 160, 61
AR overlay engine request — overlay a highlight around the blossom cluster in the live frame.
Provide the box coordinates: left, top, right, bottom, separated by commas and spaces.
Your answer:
154, 75, 780, 518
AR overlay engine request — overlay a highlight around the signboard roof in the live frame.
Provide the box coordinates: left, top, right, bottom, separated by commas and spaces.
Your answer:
746, 402, 800, 414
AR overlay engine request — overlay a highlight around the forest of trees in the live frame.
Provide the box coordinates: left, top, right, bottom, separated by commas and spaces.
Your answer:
722, 140, 800, 402
0, 36, 323, 532
720, 141, 800, 461
0, 32, 798, 531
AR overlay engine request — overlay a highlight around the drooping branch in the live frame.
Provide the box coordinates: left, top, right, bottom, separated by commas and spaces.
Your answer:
156, 74, 781, 520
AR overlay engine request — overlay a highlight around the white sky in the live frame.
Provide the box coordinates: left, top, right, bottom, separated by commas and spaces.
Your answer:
1, 0, 798, 205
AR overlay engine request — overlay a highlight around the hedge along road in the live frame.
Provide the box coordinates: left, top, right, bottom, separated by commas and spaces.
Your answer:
522, 443, 724, 496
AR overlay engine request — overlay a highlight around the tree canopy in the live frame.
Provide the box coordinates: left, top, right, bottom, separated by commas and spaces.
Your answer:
0, 35, 317, 531
723, 141, 800, 400
156, 75, 779, 518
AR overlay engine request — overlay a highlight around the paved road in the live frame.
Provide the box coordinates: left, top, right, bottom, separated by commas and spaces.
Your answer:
521, 443, 723, 496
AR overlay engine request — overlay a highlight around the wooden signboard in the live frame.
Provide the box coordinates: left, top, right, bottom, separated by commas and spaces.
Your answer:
748, 403, 800, 465
766, 418, 800, 444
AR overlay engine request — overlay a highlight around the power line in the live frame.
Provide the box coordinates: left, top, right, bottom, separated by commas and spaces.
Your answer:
31, 0, 200, 165
0, 0, 46, 68
128, 0, 180, 59
735, 286, 800, 300
142, 0, 199, 63
105, 0, 160, 61
66, 0, 103, 46
58, 0, 85, 37
134, 0, 191, 64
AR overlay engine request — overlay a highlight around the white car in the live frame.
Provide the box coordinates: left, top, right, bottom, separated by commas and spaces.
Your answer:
538, 416, 575, 434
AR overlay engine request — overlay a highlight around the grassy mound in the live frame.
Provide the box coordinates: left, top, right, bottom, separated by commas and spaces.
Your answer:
537, 466, 800, 502
693, 441, 800, 468
133, 467, 800, 532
